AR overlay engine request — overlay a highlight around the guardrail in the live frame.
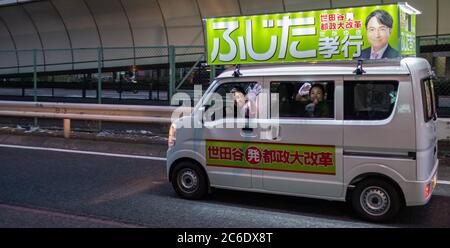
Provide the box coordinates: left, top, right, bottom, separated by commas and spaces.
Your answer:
0, 101, 189, 138
0, 100, 448, 141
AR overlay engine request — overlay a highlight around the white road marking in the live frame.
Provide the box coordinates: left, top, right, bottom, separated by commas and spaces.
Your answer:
0, 143, 167, 161
1, 143, 450, 186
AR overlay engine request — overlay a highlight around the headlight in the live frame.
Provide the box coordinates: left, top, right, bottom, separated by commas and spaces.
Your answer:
168, 123, 177, 148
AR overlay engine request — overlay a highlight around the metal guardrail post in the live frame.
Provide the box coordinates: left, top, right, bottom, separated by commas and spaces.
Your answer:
63, 119, 71, 139
169, 45, 176, 102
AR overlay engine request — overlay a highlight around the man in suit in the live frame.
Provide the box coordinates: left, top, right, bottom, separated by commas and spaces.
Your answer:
356, 10, 399, 59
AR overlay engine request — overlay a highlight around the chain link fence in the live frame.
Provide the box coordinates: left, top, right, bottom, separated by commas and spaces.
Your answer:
0, 45, 214, 132
0, 46, 215, 106
2, 40, 450, 115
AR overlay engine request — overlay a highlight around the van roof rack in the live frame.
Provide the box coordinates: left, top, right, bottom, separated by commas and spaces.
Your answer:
235, 58, 405, 68
232, 64, 242, 77
353, 60, 366, 75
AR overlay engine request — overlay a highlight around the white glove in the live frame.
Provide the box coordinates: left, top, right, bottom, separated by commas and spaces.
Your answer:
246, 84, 262, 102
298, 83, 312, 96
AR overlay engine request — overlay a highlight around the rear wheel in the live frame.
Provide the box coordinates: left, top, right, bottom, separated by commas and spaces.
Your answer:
351, 179, 401, 222
171, 161, 208, 200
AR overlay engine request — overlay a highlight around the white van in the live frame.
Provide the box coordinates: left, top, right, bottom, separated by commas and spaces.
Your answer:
166, 57, 439, 222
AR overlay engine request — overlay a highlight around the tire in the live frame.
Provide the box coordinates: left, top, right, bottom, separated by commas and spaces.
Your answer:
351, 178, 402, 222
171, 161, 208, 200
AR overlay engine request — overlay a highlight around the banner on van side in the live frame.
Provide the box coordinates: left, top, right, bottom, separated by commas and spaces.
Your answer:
206, 140, 336, 175
205, 3, 420, 65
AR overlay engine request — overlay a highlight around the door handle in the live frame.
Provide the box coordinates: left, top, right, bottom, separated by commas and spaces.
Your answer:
271, 125, 281, 140
240, 127, 256, 138
242, 127, 254, 132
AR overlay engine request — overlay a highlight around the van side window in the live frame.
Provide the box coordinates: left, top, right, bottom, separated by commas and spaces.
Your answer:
344, 81, 399, 120
209, 81, 260, 120
271, 81, 334, 118
421, 77, 437, 122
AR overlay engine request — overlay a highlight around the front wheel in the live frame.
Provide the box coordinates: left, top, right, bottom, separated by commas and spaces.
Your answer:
351, 179, 402, 222
171, 161, 208, 200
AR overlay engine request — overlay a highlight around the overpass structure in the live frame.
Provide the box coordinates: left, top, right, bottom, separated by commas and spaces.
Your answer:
0, 0, 447, 75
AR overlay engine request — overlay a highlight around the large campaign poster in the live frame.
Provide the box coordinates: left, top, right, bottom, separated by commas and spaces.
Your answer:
206, 4, 416, 65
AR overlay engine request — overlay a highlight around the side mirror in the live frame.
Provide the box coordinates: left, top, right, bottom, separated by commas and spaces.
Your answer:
203, 104, 212, 112
195, 106, 206, 124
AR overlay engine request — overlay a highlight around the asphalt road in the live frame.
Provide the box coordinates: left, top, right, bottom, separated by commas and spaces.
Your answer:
0, 146, 449, 228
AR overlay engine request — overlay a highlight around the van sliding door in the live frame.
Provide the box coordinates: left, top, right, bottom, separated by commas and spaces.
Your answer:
261, 76, 344, 198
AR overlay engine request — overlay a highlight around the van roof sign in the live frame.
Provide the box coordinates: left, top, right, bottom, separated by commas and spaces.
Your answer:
205, 3, 420, 65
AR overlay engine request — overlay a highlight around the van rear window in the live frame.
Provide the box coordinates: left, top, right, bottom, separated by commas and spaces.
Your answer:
344, 81, 399, 120
421, 77, 437, 122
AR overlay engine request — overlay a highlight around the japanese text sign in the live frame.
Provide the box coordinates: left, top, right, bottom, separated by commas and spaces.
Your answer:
206, 140, 336, 175
399, 5, 417, 55
206, 3, 419, 65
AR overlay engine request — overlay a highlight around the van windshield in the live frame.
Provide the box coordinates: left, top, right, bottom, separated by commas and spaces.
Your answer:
422, 77, 437, 122
194, 80, 218, 111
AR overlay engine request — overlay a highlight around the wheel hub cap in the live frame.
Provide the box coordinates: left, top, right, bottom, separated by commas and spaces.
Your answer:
360, 186, 390, 216
179, 169, 198, 193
